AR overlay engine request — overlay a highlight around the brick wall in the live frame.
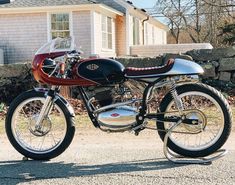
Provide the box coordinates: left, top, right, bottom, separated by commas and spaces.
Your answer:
0, 13, 48, 64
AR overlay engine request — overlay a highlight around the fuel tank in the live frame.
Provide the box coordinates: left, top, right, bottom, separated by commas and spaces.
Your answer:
76, 58, 125, 85
32, 53, 125, 86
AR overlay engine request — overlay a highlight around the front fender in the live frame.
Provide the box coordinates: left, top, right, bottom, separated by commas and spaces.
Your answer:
55, 95, 75, 117
34, 88, 75, 117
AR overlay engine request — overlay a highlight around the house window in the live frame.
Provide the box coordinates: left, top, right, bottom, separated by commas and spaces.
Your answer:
102, 15, 112, 49
50, 13, 70, 39
133, 17, 140, 45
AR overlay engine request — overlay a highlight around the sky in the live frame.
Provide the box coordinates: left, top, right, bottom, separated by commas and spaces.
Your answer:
130, 0, 166, 24
130, 0, 156, 9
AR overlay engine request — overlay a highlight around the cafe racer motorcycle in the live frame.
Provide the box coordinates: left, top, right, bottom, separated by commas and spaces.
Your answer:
5, 38, 232, 161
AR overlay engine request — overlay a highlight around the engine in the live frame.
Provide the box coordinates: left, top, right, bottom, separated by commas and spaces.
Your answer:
94, 88, 113, 107
87, 84, 132, 107
97, 106, 138, 128
87, 84, 139, 129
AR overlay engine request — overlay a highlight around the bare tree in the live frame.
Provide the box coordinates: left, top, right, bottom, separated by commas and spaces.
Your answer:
202, 0, 235, 7
183, 0, 204, 43
152, 0, 234, 47
154, 0, 192, 43
202, 0, 235, 21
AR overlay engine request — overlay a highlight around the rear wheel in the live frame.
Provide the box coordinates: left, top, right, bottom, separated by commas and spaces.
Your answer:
5, 90, 75, 160
157, 83, 232, 157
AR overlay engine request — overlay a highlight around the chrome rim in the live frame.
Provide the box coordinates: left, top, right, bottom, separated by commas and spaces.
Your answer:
164, 91, 224, 151
11, 97, 67, 154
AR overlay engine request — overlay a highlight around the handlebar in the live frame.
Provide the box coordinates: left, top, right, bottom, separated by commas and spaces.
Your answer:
65, 50, 82, 61
44, 50, 82, 78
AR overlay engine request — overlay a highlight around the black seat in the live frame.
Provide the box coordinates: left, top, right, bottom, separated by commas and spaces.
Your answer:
124, 59, 174, 77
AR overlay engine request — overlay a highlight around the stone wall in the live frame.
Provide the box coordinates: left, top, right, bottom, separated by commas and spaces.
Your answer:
119, 46, 235, 90
0, 63, 37, 104
0, 46, 235, 104
186, 47, 235, 82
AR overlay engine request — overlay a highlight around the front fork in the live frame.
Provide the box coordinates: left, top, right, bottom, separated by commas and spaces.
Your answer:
35, 86, 57, 131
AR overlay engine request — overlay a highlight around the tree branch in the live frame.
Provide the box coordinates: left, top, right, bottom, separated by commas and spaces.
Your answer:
202, 0, 235, 7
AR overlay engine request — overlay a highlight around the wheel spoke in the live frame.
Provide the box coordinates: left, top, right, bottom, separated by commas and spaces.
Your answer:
11, 97, 67, 154
162, 90, 225, 152
39, 136, 46, 151
49, 131, 58, 146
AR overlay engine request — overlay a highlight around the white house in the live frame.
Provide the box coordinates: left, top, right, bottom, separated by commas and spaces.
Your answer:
0, 0, 168, 64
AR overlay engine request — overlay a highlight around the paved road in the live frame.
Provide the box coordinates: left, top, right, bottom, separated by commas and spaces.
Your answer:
0, 125, 234, 185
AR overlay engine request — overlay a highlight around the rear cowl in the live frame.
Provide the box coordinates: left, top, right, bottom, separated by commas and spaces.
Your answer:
164, 58, 204, 76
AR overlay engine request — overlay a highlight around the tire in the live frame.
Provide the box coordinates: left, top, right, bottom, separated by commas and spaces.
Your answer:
5, 90, 75, 160
157, 83, 232, 157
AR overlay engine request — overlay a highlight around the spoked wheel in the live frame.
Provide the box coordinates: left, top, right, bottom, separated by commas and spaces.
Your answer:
157, 83, 232, 157
5, 90, 75, 160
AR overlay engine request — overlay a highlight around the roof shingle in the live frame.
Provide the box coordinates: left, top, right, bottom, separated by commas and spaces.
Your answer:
95, 0, 126, 13
0, 0, 97, 8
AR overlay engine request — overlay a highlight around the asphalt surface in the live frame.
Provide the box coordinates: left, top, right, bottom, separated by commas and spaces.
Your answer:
0, 125, 234, 185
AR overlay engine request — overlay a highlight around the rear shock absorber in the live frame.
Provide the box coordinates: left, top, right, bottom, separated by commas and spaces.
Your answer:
170, 82, 184, 116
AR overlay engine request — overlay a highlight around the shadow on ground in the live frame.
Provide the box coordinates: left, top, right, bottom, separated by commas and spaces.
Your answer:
0, 158, 186, 183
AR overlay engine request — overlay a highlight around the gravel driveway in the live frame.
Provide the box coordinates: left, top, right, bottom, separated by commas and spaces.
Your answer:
0, 125, 234, 185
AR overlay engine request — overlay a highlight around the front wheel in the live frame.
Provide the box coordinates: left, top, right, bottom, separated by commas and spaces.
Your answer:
5, 90, 75, 160
157, 83, 232, 157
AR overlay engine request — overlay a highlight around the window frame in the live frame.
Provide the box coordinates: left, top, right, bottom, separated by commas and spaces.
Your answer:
132, 17, 140, 46
47, 12, 73, 42
101, 15, 113, 50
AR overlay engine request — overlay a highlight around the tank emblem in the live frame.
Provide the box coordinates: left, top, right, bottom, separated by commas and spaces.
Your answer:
86, 64, 99, 71
111, 113, 120, 117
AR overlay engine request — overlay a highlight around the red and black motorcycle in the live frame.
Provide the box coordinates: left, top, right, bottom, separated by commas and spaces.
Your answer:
5, 38, 232, 161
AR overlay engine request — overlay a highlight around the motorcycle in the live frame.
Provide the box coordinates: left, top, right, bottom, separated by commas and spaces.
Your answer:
5, 37, 232, 162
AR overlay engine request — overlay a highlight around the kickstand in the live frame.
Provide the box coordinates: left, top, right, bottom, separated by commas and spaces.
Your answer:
163, 120, 228, 164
